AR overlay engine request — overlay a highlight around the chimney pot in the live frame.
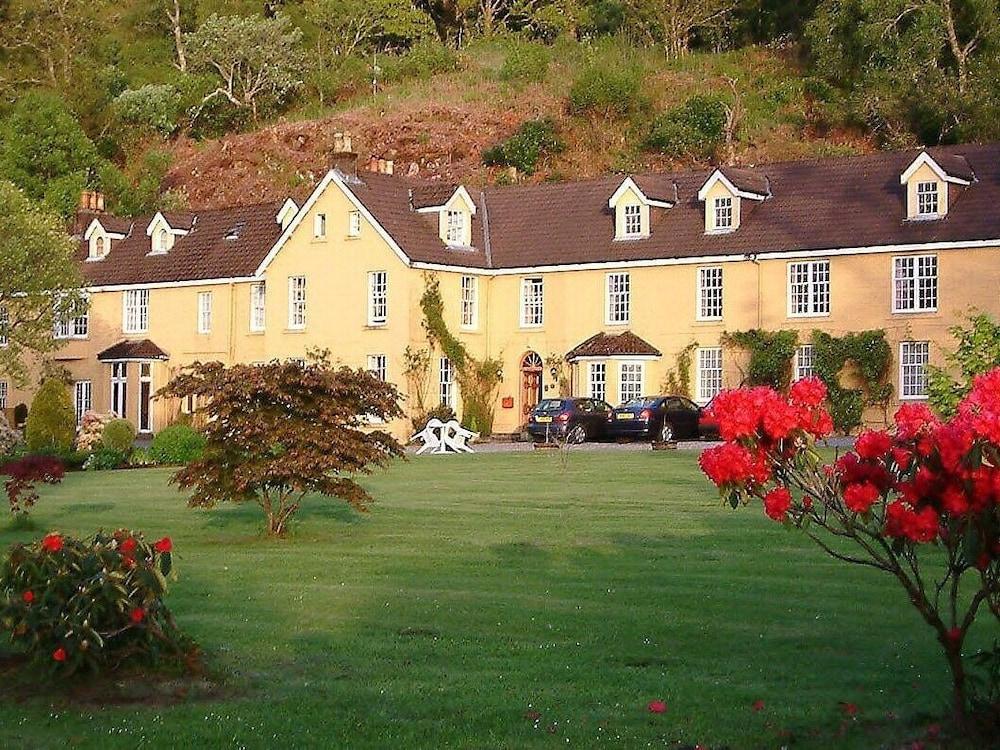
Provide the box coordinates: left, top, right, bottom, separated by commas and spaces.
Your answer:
384, 160, 394, 175
369, 156, 379, 173
343, 134, 352, 152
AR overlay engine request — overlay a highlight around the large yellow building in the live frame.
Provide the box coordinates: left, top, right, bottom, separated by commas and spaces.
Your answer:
4, 144, 999, 440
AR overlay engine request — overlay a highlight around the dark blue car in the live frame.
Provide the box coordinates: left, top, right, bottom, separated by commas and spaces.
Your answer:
526, 397, 613, 444
607, 395, 702, 442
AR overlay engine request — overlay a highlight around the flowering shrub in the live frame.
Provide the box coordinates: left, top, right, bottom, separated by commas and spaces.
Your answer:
2, 455, 64, 516
0, 530, 188, 675
700, 374, 1000, 727
0, 413, 22, 456
75, 411, 114, 452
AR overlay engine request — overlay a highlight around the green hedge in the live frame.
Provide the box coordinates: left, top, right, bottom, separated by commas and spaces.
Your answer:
149, 424, 206, 465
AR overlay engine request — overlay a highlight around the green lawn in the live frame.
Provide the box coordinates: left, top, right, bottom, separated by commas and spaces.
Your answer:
0, 452, 981, 748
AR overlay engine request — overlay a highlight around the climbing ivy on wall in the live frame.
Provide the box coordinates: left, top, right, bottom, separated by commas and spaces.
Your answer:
810, 330, 893, 434
720, 330, 799, 390
419, 273, 502, 434
661, 342, 698, 397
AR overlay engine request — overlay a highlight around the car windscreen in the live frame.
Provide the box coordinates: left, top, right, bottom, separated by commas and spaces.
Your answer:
535, 399, 565, 411
622, 398, 660, 409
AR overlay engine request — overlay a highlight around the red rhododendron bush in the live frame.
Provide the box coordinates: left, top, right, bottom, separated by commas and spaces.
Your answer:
0, 530, 191, 676
700, 373, 1000, 729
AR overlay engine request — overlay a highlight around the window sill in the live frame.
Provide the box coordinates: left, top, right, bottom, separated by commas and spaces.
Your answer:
248, 330, 265, 336
787, 313, 830, 320
520, 324, 544, 330
284, 328, 307, 334
694, 317, 723, 324
899, 394, 930, 401
891, 308, 938, 315
345, 235, 361, 241
366, 322, 388, 329
604, 320, 630, 327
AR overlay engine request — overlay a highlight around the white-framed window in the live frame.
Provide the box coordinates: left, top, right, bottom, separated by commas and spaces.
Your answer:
314, 213, 327, 238
138, 363, 153, 433
288, 276, 306, 330
520, 277, 544, 327
697, 267, 723, 320
900, 341, 930, 399
53, 294, 89, 339
367, 354, 388, 382
917, 181, 939, 217
92, 234, 106, 259
122, 289, 150, 333
348, 210, 361, 237
368, 271, 388, 326
0, 306, 8, 347
606, 272, 630, 325
460, 275, 478, 329
439, 357, 454, 408
893, 255, 938, 313
154, 227, 171, 254
0, 380, 7, 409
446, 210, 465, 245
697, 347, 723, 404
589, 362, 606, 403
713, 197, 734, 231
73, 381, 92, 426
111, 362, 128, 417
623, 204, 642, 237
619, 362, 644, 404
788, 260, 830, 317
794, 345, 814, 381
197, 291, 213, 334
250, 282, 266, 332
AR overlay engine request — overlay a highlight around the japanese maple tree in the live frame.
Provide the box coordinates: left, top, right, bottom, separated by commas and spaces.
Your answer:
700, 373, 1000, 727
159, 354, 404, 536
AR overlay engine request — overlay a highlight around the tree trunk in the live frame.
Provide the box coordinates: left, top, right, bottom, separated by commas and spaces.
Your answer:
167, 0, 187, 72
944, 641, 968, 728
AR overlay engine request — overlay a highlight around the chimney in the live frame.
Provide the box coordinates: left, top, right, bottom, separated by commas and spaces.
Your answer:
73, 190, 106, 234
367, 155, 394, 176
329, 131, 358, 177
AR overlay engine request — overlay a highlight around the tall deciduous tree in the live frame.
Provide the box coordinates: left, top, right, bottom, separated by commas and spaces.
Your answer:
158, 355, 404, 536
629, 0, 737, 58
303, 0, 434, 57
185, 13, 306, 121
0, 181, 84, 386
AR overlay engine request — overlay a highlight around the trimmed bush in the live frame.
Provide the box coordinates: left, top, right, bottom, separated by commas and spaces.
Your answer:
101, 419, 137, 453
482, 118, 565, 175
0, 530, 188, 675
499, 42, 550, 84
148, 425, 206, 466
568, 63, 645, 118
645, 95, 728, 159
25, 380, 75, 454
83, 448, 129, 472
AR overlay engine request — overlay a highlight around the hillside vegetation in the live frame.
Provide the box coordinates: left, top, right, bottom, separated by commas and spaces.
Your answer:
1, 1, 998, 214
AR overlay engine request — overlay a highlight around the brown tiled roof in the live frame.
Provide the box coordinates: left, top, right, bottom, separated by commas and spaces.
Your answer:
95, 216, 134, 235
566, 331, 661, 360
97, 339, 169, 361
410, 183, 458, 209
79, 201, 286, 286
719, 166, 769, 196
932, 152, 976, 182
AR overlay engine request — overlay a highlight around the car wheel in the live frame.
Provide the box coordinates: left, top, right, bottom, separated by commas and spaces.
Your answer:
567, 424, 587, 444
658, 421, 674, 442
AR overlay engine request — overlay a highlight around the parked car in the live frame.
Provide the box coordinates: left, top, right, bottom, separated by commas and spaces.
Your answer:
698, 396, 720, 440
526, 397, 613, 443
608, 395, 702, 442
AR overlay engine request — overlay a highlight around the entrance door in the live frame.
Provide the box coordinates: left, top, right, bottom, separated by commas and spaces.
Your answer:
520, 352, 544, 416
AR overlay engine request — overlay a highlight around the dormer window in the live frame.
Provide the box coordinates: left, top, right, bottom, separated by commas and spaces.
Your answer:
154, 227, 170, 254
623, 204, 642, 237
446, 209, 466, 245
714, 197, 734, 231
84, 219, 125, 260
917, 181, 939, 217
91, 235, 107, 259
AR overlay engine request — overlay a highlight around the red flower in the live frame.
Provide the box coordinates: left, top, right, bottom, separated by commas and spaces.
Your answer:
790, 377, 827, 408
958, 369, 1000, 444
891, 447, 913, 470
843, 482, 880, 514
153, 537, 172, 554
40, 533, 63, 553
52, 647, 67, 662
840, 702, 858, 716
763, 487, 793, 521
885, 502, 939, 543
762, 400, 801, 441
699, 443, 770, 487
946, 627, 963, 644
752, 699, 765, 712
21, 590, 34, 604
855, 430, 892, 461
647, 700, 667, 714
894, 403, 939, 440
130, 607, 145, 624
120, 537, 137, 555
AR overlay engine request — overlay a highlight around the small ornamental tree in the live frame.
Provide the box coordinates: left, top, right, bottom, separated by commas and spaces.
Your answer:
0, 530, 185, 675
158, 355, 404, 536
700, 374, 1000, 727
2, 455, 64, 517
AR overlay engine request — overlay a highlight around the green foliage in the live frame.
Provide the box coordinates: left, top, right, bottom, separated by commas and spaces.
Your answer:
0, 529, 188, 676
419, 274, 502, 434
101, 419, 137, 453
645, 95, 728, 159
149, 424, 207, 465
83, 447, 130, 471
498, 41, 551, 83
721, 329, 799, 389
25, 380, 76, 455
928, 312, 1000, 417
568, 61, 646, 118
661, 342, 698, 398
383, 39, 459, 82
482, 118, 565, 175
411, 403, 457, 432
810, 329, 892, 433
302, 0, 434, 57
113, 84, 182, 138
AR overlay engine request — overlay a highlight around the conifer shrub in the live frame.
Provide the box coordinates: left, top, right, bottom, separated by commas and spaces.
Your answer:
25, 380, 75, 454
